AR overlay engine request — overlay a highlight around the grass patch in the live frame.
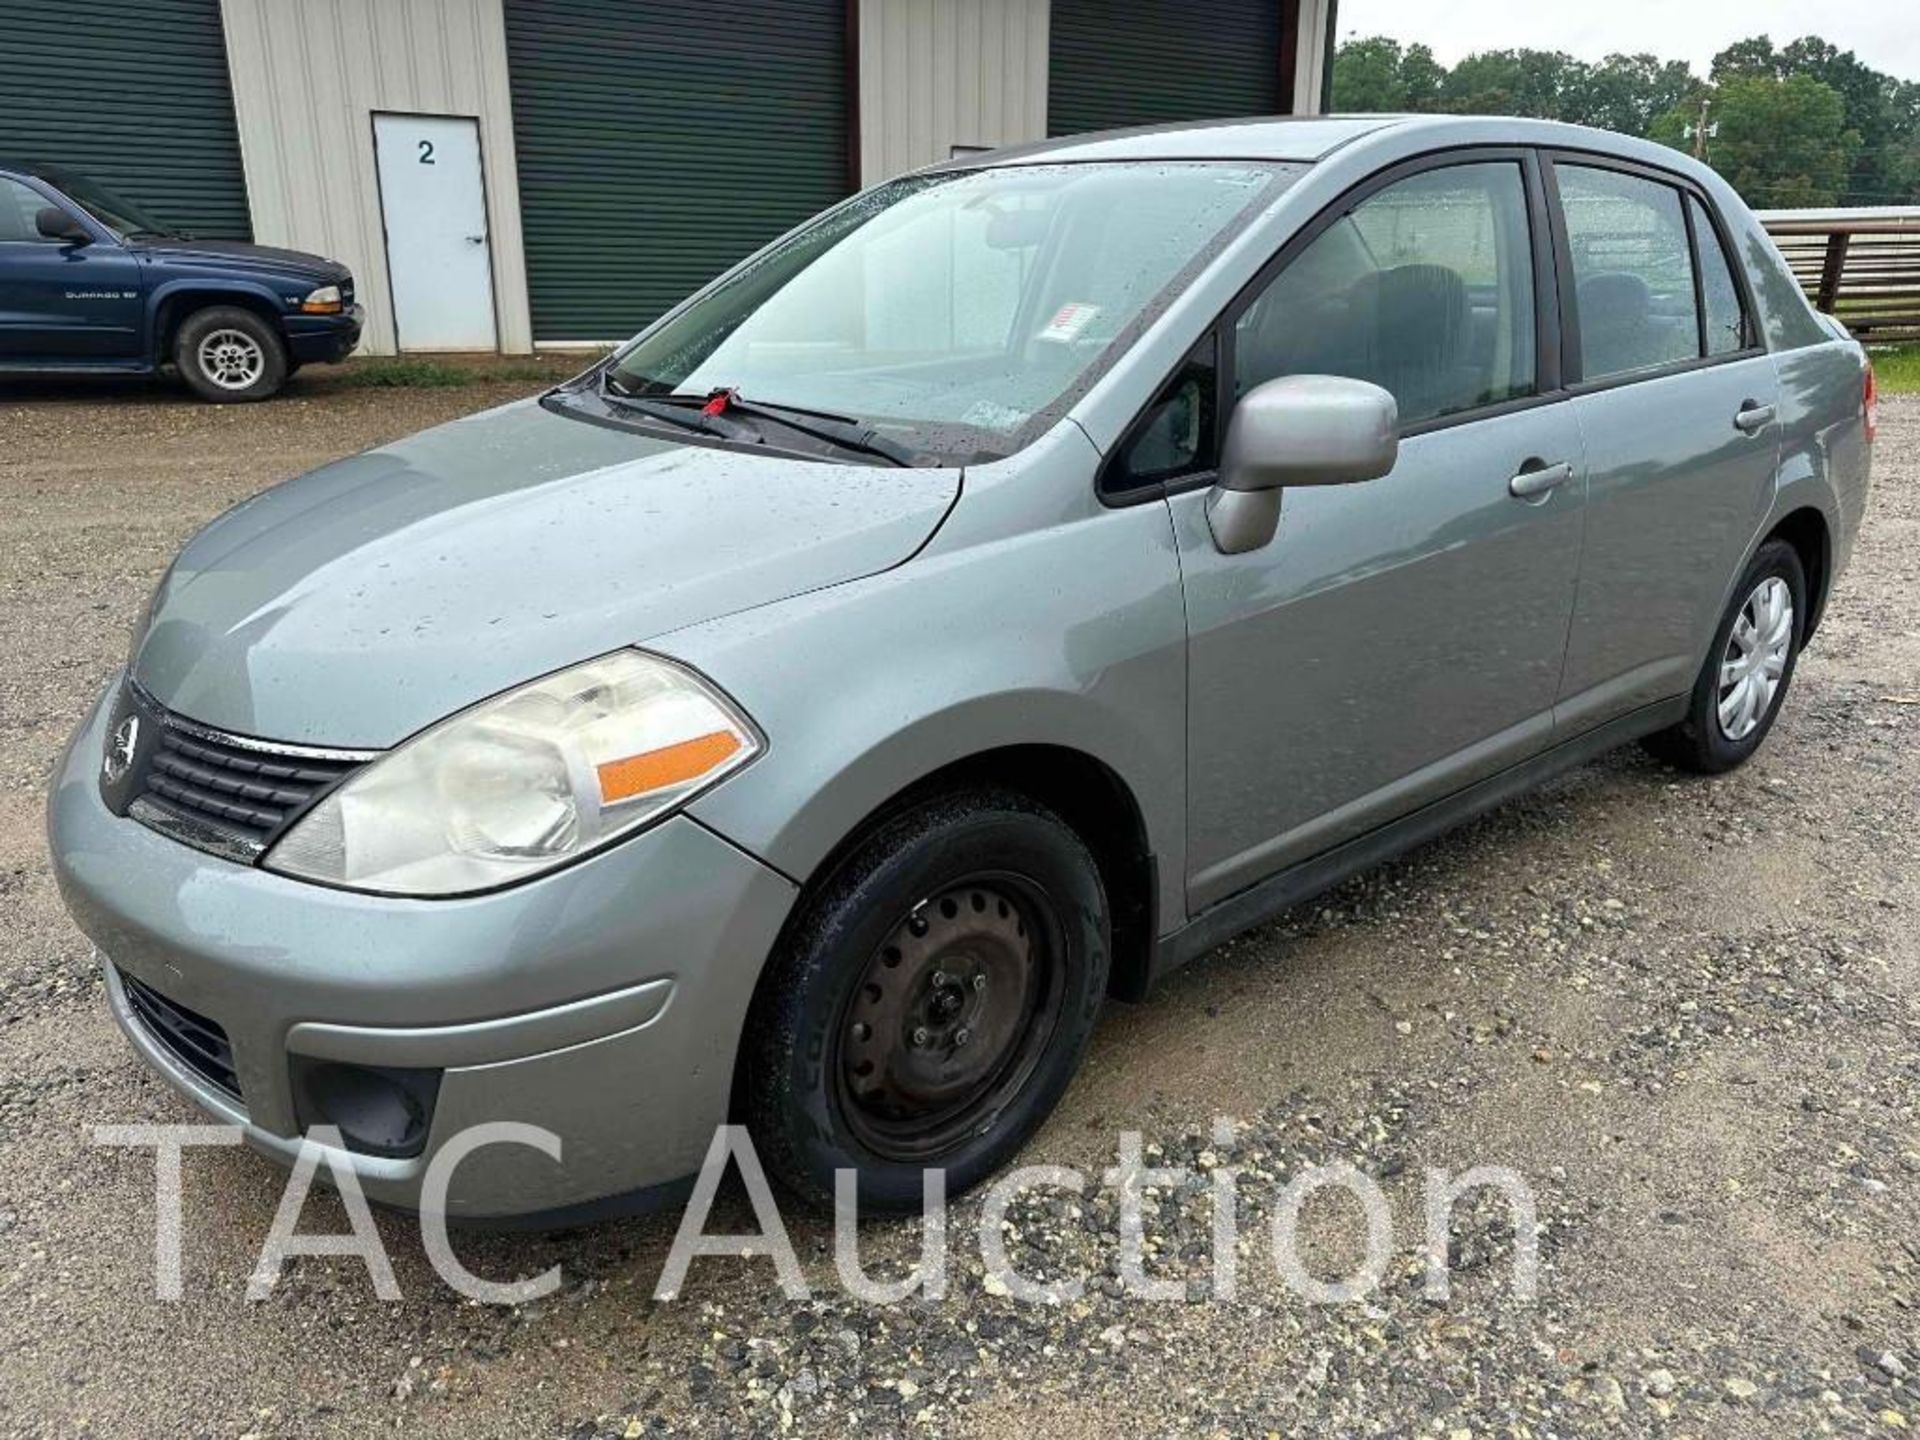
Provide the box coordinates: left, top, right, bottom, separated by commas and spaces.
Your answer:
332, 356, 590, 389
1869, 343, 1920, 395
335, 359, 475, 388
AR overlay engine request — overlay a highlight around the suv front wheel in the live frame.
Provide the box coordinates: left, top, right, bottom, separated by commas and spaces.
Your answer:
174, 305, 287, 403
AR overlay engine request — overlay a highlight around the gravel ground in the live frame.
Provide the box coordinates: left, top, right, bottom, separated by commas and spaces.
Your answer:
0, 374, 1915, 1439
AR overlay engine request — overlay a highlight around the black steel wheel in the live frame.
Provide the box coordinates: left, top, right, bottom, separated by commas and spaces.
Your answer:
833, 875, 1065, 1161
741, 790, 1109, 1212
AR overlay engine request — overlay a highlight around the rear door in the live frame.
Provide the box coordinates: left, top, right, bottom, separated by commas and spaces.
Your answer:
0, 175, 143, 362
1546, 156, 1780, 727
1161, 152, 1588, 910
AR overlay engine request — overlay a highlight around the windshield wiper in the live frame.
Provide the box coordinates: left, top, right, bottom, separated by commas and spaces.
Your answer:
669, 389, 918, 467
598, 372, 756, 442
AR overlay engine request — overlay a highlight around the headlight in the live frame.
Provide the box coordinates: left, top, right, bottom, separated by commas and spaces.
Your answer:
300, 284, 344, 314
264, 651, 760, 897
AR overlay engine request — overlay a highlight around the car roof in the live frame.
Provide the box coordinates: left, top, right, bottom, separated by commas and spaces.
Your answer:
924, 115, 1407, 171
922, 113, 1675, 173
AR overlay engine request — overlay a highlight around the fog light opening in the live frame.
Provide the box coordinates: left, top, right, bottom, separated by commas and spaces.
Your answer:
290, 1057, 442, 1159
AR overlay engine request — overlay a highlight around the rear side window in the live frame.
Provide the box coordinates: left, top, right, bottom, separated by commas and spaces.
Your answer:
1558, 165, 1700, 381
0, 177, 55, 242
1689, 195, 1748, 356
1232, 161, 1537, 428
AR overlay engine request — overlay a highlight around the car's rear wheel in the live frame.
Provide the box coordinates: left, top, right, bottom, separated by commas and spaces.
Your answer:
175, 305, 287, 403
1644, 538, 1806, 774
741, 789, 1109, 1212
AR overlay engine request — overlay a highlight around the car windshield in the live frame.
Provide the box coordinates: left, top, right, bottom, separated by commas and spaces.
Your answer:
603, 160, 1299, 461
44, 170, 178, 239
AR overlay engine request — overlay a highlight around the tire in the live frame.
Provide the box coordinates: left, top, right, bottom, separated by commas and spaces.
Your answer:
741, 789, 1110, 1213
174, 305, 287, 403
1643, 538, 1807, 775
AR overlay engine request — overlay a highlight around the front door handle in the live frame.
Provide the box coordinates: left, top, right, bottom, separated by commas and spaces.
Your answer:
1734, 402, 1776, 433
1508, 460, 1575, 500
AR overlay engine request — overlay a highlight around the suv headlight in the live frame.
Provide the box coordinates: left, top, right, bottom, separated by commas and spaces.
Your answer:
264, 651, 760, 897
300, 284, 344, 314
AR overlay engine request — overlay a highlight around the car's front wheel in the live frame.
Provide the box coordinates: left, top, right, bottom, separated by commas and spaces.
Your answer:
741, 789, 1110, 1213
1645, 537, 1807, 774
174, 305, 287, 403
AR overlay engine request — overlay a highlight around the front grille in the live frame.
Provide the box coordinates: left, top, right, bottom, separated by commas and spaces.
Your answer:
111, 684, 375, 864
122, 973, 242, 1101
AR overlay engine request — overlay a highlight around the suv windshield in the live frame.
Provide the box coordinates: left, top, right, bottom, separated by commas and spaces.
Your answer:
602, 160, 1299, 462
42, 169, 178, 239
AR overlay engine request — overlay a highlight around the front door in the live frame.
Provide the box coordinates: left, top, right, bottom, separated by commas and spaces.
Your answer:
1170, 155, 1587, 911
373, 114, 498, 351
0, 176, 143, 362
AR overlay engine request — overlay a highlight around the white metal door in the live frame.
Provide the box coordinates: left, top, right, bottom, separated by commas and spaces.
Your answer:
374, 114, 497, 351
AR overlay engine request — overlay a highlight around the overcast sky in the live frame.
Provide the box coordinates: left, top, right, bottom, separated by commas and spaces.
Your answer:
1337, 0, 1920, 83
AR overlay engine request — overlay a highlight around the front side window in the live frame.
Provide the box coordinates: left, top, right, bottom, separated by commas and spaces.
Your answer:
37, 169, 173, 239
604, 161, 1297, 462
1689, 195, 1749, 356
0, 178, 58, 243
1233, 161, 1538, 428
1108, 334, 1219, 491
1558, 164, 1701, 381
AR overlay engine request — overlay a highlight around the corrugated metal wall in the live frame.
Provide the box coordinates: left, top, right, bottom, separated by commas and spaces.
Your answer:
1048, 0, 1283, 137
0, 0, 250, 239
505, 0, 848, 343
858, 0, 1050, 186
219, 0, 535, 355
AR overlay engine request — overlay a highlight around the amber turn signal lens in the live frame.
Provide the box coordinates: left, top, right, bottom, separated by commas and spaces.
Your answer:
301, 298, 344, 314
596, 730, 742, 803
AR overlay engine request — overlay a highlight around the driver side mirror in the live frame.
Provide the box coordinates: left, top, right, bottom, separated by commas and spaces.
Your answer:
1206, 375, 1399, 554
36, 207, 90, 246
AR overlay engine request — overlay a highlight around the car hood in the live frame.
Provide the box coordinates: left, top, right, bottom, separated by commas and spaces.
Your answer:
130, 237, 350, 286
132, 398, 962, 747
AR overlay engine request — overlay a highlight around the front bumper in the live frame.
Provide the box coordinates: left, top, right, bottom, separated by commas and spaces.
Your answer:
286, 304, 364, 365
49, 681, 797, 1219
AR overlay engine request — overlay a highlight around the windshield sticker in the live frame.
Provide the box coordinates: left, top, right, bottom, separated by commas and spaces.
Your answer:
1038, 302, 1101, 343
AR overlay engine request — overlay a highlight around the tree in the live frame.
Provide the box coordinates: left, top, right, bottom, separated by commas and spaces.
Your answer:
1440, 49, 1586, 119
1330, 37, 1444, 113
1709, 36, 1780, 84
1331, 36, 1414, 111
1324, 31, 1917, 209
1399, 43, 1446, 111
1573, 54, 1702, 137
1711, 34, 1905, 203
1690, 74, 1861, 208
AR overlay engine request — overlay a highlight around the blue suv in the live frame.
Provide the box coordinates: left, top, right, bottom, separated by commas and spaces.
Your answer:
0, 164, 362, 401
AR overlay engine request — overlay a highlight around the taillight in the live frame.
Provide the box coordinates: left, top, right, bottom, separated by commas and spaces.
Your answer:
1864, 361, 1878, 443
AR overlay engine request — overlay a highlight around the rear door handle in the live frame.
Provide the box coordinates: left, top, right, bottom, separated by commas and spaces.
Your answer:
1508, 460, 1575, 499
1734, 402, 1776, 433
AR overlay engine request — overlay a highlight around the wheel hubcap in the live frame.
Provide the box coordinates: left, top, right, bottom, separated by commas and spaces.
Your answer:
198, 329, 265, 390
835, 878, 1062, 1160
1717, 575, 1793, 742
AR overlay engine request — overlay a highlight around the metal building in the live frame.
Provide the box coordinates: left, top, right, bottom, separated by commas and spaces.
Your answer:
0, 0, 1336, 355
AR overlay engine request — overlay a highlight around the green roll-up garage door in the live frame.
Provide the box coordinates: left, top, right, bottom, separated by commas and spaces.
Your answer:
0, 0, 249, 239
505, 0, 848, 343
1049, 0, 1283, 138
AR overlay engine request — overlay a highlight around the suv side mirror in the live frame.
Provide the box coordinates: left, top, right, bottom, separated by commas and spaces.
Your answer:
1206, 375, 1399, 554
36, 207, 91, 246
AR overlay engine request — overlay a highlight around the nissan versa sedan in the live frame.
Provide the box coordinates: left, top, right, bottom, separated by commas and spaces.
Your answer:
49, 115, 1873, 1221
